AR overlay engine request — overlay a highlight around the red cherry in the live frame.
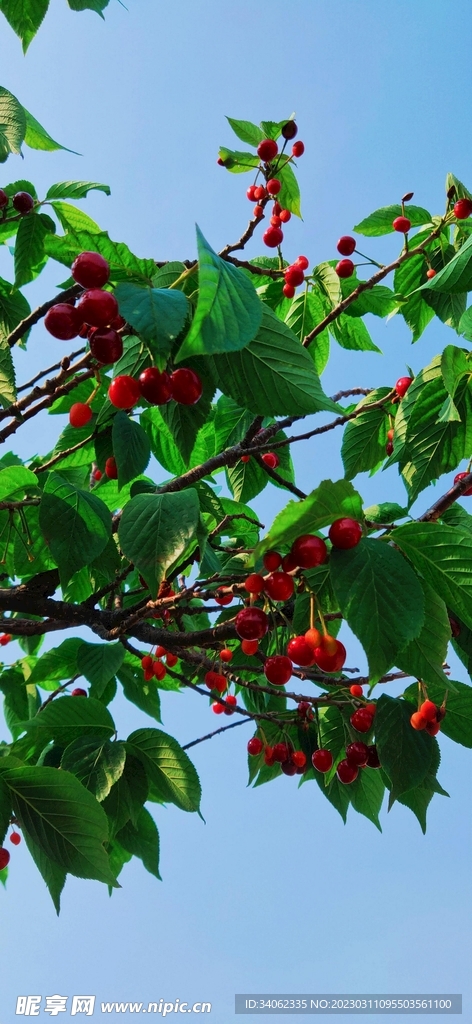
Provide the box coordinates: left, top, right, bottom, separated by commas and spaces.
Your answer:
328, 518, 362, 549
141, 655, 153, 670
138, 366, 173, 405
297, 701, 311, 717
220, 648, 233, 663
263, 226, 284, 248
282, 552, 297, 573
244, 573, 265, 594
285, 266, 305, 287
454, 472, 472, 496
247, 737, 263, 756
336, 759, 358, 784
69, 403, 92, 429
264, 655, 292, 686
291, 750, 306, 768
304, 627, 322, 648
153, 661, 167, 681
71, 687, 87, 697
0, 633, 12, 645
105, 457, 118, 480
281, 760, 297, 776
0, 189, 8, 208
261, 452, 280, 469
420, 699, 438, 723
0, 848, 10, 870
272, 202, 282, 215
241, 639, 258, 656
336, 236, 356, 256
279, 209, 291, 223
267, 178, 281, 195
235, 607, 268, 641
165, 652, 178, 667
170, 368, 202, 405
264, 745, 276, 766
350, 684, 363, 697
12, 191, 34, 214
387, 428, 395, 441
205, 671, 227, 693
89, 328, 123, 365
110, 315, 126, 331
212, 702, 224, 714
312, 748, 333, 773
290, 534, 327, 568
425, 720, 440, 736
385, 442, 394, 456
257, 139, 278, 162
426, 268, 437, 279
453, 197, 472, 219
254, 185, 267, 201
71, 251, 110, 289
247, 185, 258, 201
92, 468, 102, 482
313, 640, 346, 673
254, 205, 264, 219
264, 571, 294, 602
449, 615, 461, 638
282, 121, 298, 140
364, 703, 376, 716
350, 708, 373, 733
77, 288, 119, 328
335, 259, 354, 278
283, 283, 295, 298
241, 455, 250, 463
44, 303, 82, 340
287, 636, 316, 667
217, 158, 225, 166
410, 711, 427, 730
270, 215, 281, 227
9, 831, 21, 846
395, 376, 413, 398
214, 589, 232, 606
345, 741, 370, 767
317, 634, 337, 656
366, 745, 381, 769
291, 141, 305, 157
155, 646, 167, 657
263, 550, 282, 571
392, 216, 411, 233
272, 742, 289, 763
224, 693, 237, 715
108, 375, 141, 409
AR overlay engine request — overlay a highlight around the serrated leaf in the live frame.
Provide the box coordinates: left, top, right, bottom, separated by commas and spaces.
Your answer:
140, 407, 187, 477
112, 411, 151, 489
61, 738, 126, 801
354, 204, 431, 237
39, 472, 112, 586
394, 521, 472, 632
0, 275, 31, 350
27, 638, 82, 690
416, 233, 472, 294
400, 373, 472, 502
276, 161, 301, 218
45, 228, 156, 285
46, 180, 110, 200
217, 147, 260, 173
284, 288, 330, 372
341, 388, 391, 479
0, 87, 26, 157
160, 360, 215, 464
127, 728, 201, 813
67, 0, 109, 11
330, 539, 425, 683
395, 581, 451, 688
176, 228, 262, 361
23, 107, 78, 154
116, 807, 160, 880
76, 641, 125, 696
375, 695, 433, 806
254, 478, 363, 561
118, 490, 200, 597
21, 830, 66, 912
117, 659, 162, 722
330, 313, 380, 352
102, 753, 148, 838
115, 282, 189, 363
0, 1, 49, 50
14, 212, 54, 287
349, 768, 385, 830
394, 253, 435, 342
226, 117, 264, 146
364, 503, 408, 524
24, 695, 115, 748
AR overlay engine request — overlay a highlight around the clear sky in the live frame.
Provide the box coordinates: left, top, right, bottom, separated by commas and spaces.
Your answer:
1, 1, 471, 1022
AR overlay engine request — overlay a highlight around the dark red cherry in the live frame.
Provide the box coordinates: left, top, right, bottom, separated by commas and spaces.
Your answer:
77, 288, 119, 328
170, 368, 202, 405
287, 636, 316, 667
290, 534, 327, 568
71, 251, 110, 289
235, 607, 268, 641
336, 759, 358, 784
89, 328, 123, 364
264, 572, 294, 602
264, 655, 292, 686
247, 737, 263, 756
44, 303, 82, 340
312, 749, 333, 773
328, 518, 362, 549
345, 741, 370, 767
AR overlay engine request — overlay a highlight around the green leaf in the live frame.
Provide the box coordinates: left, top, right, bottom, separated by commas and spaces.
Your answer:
176, 228, 262, 361
115, 282, 189, 362
349, 768, 385, 830
343, 284, 397, 319
211, 306, 341, 417
353, 204, 431, 237
217, 147, 260, 173
0, 667, 30, 740
330, 313, 380, 352
0, 87, 26, 158
14, 212, 54, 287
46, 180, 110, 200
160, 361, 216, 465
330, 539, 425, 683
127, 728, 201, 813
226, 117, 264, 146
393, 253, 435, 342
404, 679, 472, 748
76, 642, 125, 696
0, 465, 37, 501
118, 490, 200, 597
416, 233, 472, 294
395, 580, 451, 688
400, 372, 472, 502
23, 107, 78, 154
67, 0, 109, 12
276, 161, 301, 218
102, 754, 148, 838
0, 1, 49, 50
284, 289, 330, 371
25, 695, 115, 747
254, 479, 363, 560
226, 455, 267, 504
394, 521, 472, 632
459, 306, 472, 340
112, 411, 151, 489
0, 275, 30, 353
140, 407, 187, 477
116, 808, 160, 880
375, 695, 433, 806
0, 766, 117, 885
22, 831, 66, 913
51, 202, 101, 234
45, 228, 156, 285
341, 388, 391, 479
39, 472, 112, 586
0, 777, 11, 844
117, 658, 162, 722
28, 638, 82, 690
61, 738, 126, 801
0, 337, 16, 407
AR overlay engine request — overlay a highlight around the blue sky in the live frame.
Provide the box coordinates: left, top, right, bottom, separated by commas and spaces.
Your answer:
1, 1, 471, 1021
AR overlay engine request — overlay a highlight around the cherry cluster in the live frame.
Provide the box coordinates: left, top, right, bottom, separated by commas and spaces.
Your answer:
233, 120, 305, 252
0, 188, 35, 216
141, 647, 179, 683
410, 698, 445, 737
248, 736, 307, 776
